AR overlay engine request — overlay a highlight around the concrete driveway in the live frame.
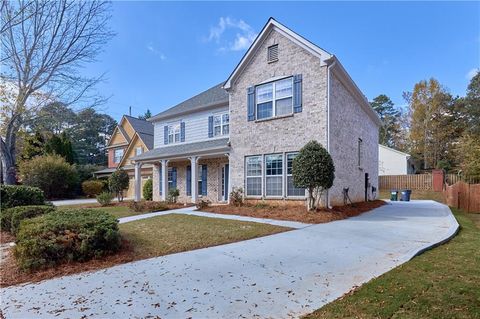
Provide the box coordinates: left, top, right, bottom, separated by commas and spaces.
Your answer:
1, 200, 458, 319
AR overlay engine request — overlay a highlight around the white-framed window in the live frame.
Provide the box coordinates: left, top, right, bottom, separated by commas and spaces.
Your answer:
213, 113, 229, 136
135, 146, 143, 155
265, 154, 283, 197
358, 138, 363, 168
256, 77, 293, 120
286, 152, 305, 197
113, 148, 124, 163
246, 156, 262, 196
168, 124, 181, 144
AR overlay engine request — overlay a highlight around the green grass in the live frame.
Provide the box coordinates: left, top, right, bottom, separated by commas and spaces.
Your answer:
119, 213, 291, 259
58, 204, 143, 219
304, 208, 480, 319
379, 189, 445, 203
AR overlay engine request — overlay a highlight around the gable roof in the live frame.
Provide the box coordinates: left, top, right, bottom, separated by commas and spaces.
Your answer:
223, 17, 332, 90
123, 115, 154, 136
149, 82, 229, 122
379, 144, 411, 157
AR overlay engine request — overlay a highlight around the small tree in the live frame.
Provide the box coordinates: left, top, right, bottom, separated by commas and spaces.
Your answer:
143, 178, 153, 201
108, 169, 129, 202
293, 140, 335, 211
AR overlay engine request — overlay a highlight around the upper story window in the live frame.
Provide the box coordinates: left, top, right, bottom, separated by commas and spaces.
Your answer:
213, 113, 229, 136
113, 148, 124, 163
135, 147, 143, 156
168, 124, 181, 144
256, 77, 293, 120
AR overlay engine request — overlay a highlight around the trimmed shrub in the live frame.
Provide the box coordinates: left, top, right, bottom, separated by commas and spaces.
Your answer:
0, 185, 46, 210
196, 199, 211, 210
19, 154, 78, 199
96, 192, 113, 206
82, 180, 104, 197
167, 188, 180, 203
229, 187, 244, 207
8, 205, 56, 235
128, 201, 168, 213
14, 209, 121, 271
142, 179, 153, 201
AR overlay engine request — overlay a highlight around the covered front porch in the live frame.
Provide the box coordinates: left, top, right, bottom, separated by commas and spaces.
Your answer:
132, 138, 231, 204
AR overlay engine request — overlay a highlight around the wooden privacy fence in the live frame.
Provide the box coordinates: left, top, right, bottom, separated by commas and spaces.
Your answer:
379, 173, 478, 191
379, 174, 432, 190
444, 181, 480, 213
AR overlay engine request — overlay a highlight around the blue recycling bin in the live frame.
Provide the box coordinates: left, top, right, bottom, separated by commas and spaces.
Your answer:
401, 189, 412, 201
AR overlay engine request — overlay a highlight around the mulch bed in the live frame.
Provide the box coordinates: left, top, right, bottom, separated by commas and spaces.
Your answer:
0, 240, 135, 288
201, 200, 386, 224
0, 231, 15, 245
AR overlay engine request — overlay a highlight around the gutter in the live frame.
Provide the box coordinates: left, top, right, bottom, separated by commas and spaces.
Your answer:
326, 59, 336, 209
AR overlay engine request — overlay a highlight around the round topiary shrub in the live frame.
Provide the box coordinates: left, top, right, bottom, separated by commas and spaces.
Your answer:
14, 209, 121, 271
142, 178, 153, 201
0, 185, 46, 210
82, 180, 104, 197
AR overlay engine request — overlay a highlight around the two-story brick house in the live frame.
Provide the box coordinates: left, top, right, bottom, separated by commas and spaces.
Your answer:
95, 115, 154, 198
132, 18, 381, 206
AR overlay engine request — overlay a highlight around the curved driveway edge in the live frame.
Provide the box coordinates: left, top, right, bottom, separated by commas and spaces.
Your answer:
1, 200, 459, 319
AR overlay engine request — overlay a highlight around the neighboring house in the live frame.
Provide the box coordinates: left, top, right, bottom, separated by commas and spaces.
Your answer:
94, 115, 154, 198
132, 18, 381, 206
378, 144, 417, 175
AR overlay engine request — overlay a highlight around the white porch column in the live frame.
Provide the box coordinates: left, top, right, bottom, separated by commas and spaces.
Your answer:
160, 159, 169, 201
134, 162, 142, 202
189, 156, 198, 203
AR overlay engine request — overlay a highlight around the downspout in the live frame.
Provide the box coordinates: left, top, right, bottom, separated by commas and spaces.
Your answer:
326, 58, 336, 209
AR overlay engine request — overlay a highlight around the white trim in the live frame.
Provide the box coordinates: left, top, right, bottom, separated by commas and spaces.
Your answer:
223, 18, 332, 90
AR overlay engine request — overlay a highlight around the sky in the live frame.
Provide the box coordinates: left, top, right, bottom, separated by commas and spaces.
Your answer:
82, 1, 480, 121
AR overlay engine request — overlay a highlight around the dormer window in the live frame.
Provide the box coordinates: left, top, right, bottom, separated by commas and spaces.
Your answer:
267, 44, 278, 63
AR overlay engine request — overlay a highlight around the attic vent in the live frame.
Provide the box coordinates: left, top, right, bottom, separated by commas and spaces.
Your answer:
267, 44, 278, 62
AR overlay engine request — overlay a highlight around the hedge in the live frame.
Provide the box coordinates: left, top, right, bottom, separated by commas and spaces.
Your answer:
14, 209, 121, 271
0, 185, 46, 210
1, 205, 55, 234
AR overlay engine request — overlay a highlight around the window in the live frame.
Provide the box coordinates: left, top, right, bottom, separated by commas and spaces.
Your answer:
286, 153, 305, 197
256, 78, 293, 120
197, 165, 204, 196
213, 113, 229, 137
135, 147, 143, 155
113, 148, 124, 163
168, 124, 180, 144
168, 167, 175, 189
246, 156, 262, 196
267, 44, 278, 62
265, 154, 283, 196
358, 138, 363, 168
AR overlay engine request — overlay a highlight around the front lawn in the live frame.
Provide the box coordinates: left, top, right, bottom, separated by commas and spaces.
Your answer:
304, 208, 480, 319
120, 213, 290, 259
1, 214, 290, 287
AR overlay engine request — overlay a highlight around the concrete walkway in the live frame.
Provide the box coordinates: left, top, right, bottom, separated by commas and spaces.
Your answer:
118, 206, 312, 229
51, 198, 132, 206
1, 200, 458, 319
